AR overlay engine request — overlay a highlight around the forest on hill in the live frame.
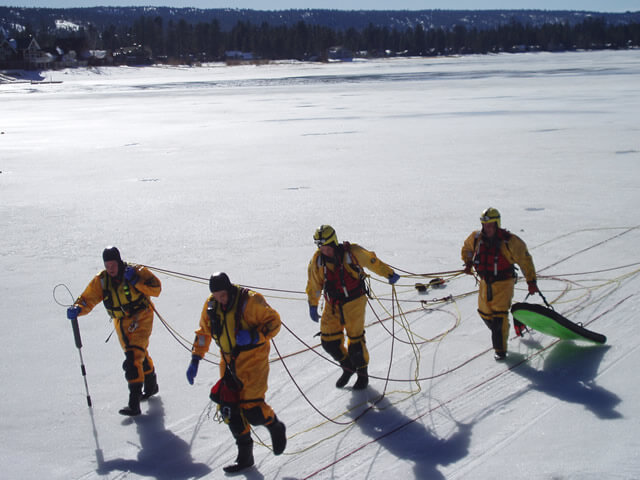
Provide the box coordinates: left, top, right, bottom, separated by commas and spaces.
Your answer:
1, 7, 639, 67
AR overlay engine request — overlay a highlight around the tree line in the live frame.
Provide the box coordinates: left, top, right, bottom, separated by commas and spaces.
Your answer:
10, 15, 640, 64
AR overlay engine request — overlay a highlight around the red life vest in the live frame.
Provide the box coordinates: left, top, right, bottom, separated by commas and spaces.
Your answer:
320, 242, 366, 305
472, 229, 516, 282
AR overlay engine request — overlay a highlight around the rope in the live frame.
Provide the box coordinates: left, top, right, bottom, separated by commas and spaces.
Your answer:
301, 292, 636, 479
538, 225, 640, 273
147, 259, 639, 386
54, 226, 639, 462
53, 283, 75, 307
142, 264, 306, 296
263, 260, 640, 448
271, 338, 355, 426
151, 304, 221, 365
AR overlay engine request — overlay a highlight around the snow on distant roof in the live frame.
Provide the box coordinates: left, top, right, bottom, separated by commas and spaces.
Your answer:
55, 19, 80, 31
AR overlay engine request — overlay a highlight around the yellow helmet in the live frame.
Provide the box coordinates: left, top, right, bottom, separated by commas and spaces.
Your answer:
313, 224, 338, 247
480, 207, 501, 228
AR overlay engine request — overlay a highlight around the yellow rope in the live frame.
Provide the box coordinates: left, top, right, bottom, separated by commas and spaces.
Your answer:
142, 241, 640, 449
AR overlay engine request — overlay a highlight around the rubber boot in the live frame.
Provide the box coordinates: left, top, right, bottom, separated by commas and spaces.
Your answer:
223, 434, 254, 473
335, 357, 355, 388
352, 367, 369, 390
266, 416, 287, 455
494, 351, 507, 361
119, 382, 143, 416
490, 317, 505, 353
141, 371, 159, 400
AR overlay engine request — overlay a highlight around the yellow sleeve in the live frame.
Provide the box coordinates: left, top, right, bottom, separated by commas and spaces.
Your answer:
306, 251, 324, 306
244, 291, 281, 341
192, 297, 213, 359
505, 234, 537, 283
350, 243, 394, 280
461, 231, 479, 265
74, 273, 106, 316
131, 265, 161, 298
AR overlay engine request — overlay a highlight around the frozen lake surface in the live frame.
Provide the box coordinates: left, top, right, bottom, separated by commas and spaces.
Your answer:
1, 49, 639, 479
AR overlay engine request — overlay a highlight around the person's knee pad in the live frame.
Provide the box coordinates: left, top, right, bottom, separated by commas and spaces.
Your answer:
142, 356, 154, 375
490, 317, 506, 350
243, 405, 269, 426
491, 316, 505, 332
122, 351, 139, 381
226, 406, 248, 437
321, 338, 344, 362
348, 337, 366, 368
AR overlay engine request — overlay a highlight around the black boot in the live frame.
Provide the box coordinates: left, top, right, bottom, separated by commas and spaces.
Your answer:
335, 357, 355, 388
266, 416, 287, 455
119, 382, 143, 416
223, 434, 254, 473
352, 367, 369, 390
141, 371, 159, 400
494, 351, 507, 361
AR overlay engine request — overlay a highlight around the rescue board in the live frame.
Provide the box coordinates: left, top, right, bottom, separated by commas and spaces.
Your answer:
511, 302, 606, 344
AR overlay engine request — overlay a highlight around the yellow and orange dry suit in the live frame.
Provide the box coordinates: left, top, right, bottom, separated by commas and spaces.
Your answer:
192, 286, 281, 438
461, 228, 536, 354
306, 242, 394, 370
74, 264, 162, 384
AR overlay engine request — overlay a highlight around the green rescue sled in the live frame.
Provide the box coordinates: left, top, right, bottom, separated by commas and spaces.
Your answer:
511, 302, 606, 344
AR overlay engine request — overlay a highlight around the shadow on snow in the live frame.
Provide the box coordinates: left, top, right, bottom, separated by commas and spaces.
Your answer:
510, 340, 621, 420
95, 397, 211, 479
343, 388, 472, 480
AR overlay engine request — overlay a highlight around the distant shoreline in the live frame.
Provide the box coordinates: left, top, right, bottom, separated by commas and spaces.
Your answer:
3, 47, 640, 85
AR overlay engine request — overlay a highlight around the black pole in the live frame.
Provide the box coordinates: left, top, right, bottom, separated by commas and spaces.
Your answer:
62, 293, 103, 468
71, 315, 82, 348
70, 316, 92, 407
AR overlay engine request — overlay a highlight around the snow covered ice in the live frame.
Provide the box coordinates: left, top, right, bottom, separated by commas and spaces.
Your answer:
1, 49, 640, 479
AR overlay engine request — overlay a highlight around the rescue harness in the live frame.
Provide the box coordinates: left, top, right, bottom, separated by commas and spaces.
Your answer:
100, 268, 149, 320
472, 229, 517, 283
319, 242, 369, 306
207, 287, 259, 353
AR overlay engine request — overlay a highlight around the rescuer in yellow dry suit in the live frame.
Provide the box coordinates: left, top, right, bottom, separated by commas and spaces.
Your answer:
67, 246, 162, 416
461, 208, 538, 360
186, 272, 286, 474
306, 225, 400, 390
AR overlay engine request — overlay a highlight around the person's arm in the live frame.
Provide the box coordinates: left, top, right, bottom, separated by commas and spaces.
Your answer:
350, 243, 395, 280
244, 291, 281, 342
127, 265, 161, 298
192, 298, 214, 358
73, 273, 106, 316
305, 251, 324, 307
507, 235, 537, 283
461, 231, 478, 271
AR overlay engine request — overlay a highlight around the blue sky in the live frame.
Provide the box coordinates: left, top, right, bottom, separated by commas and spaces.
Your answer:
1, 1, 639, 13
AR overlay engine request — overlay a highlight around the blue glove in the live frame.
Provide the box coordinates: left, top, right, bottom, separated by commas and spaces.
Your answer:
124, 266, 139, 285
67, 306, 81, 320
309, 304, 319, 322
186, 356, 200, 385
389, 272, 400, 285
236, 329, 257, 346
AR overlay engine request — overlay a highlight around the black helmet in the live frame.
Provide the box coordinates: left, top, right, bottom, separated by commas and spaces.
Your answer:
102, 246, 122, 263
209, 272, 233, 293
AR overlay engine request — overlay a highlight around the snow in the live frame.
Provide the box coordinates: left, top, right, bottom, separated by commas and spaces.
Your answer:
1, 50, 639, 479
55, 19, 81, 31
